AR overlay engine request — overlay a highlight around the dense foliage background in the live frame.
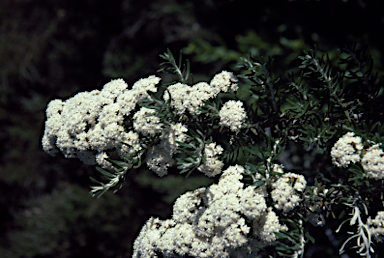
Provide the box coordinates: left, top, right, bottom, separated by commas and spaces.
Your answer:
1, 0, 384, 257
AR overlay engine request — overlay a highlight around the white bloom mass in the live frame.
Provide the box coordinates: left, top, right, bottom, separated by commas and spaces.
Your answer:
145, 123, 188, 176
131, 75, 161, 100
361, 144, 384, 180
367, 211, 384, 243
188, 82, 216, 115
331, 132, 363, 167
271, 172, 307, 213
42, 76, 160, 168
210, 70, 239, 93
146, 145, 175, 177
133, 107, 162, 136
160, 123, 188, 155
219, 100, 247, 133
252, 207, 288, 243
163, 82, 190, 114
197, 142, 224, 177
95, 152, 113, 170
133, 165, 287, 258
163, 71, 238, 115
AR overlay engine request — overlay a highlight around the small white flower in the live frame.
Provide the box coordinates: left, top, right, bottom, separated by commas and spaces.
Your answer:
367, 211, 384, 242
253, 207, 288, 243
331, 132, 363, 167
271, 172, 306, 213
133, 107, 162, 136
163, 71, 238, 116
146, 145, 174, 177
163, 82, 190, 114
210, 70, 238, 94
95, 152, 113, 170
197, 142, 224, 177
100, 78, 128, 102
160, 123, 188, 155
219, 100, 247, 133
45, 99, 64, 118
362, 144, 384, 180
132, 75, 161, 95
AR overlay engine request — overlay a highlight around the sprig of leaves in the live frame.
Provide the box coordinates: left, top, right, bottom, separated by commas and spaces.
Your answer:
175, 128, 206, 177
237, 54, 281, 116
89, 149, 143, 198
158, 48, 191, 84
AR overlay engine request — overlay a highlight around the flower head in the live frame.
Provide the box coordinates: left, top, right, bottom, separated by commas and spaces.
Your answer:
331, 132, 363, 167
197, 142, 224, 177
361, 144, 384, 180
42, 76, 161, 167
367, 211, 384, 243
219, 100, 247, 133
271, 172, 307, 213
133, 165, 271, 258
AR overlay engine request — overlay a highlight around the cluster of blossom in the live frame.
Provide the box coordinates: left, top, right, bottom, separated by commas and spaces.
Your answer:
197, 142, 224, 177
270, 172, 307, 213
252, 207, 289, 243
361, 144, 384, 180
132, 165, 288, 258
41, 76, 191, 175
331, 132, 384, 180
146, 123, 188, 177
367, 211, 384, 243
219, 100, 248, 133
249, 163, 307, 214
133, 107, 163, 136
163, 71, 238, 116
42, 76, 161, 169
331, 132, 363, 168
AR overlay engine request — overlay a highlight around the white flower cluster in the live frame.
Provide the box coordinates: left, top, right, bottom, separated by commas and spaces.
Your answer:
361, 144, 384, 180
252, 207, 289, 243
331, 132, 363, 168
253, 163, 284, 198
367, 211, 384, 243
146, 123, 188, 177
271, 172, 307, 213
163, 71, 238, 115
42, 76, 160, 169
160, 123, 189, 155
197, 142, 224, 177
210, 70, 239, 92
331, 132, 384, 180
146, 146, 175, 177
133, 107, 162, 136
133, 165, 287, 258
219, 100, 247, 133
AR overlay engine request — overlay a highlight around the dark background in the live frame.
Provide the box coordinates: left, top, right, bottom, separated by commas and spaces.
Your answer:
1, 0, 384, 257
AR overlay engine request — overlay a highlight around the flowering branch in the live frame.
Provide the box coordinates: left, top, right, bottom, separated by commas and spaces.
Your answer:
41, 46, 384, 257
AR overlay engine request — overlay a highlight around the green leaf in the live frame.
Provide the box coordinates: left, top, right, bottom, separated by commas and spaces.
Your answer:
89, 176, 102, 184
96, 167, 114, 178
253, 180, 265, 188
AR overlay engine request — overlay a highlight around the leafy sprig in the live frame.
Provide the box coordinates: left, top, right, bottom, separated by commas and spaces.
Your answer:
175, 128, 206, 177
89, 149, 143, 198
158, 48, 191, 84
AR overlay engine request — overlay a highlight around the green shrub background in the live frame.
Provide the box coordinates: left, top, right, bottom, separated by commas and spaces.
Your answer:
1, 0, 383, 257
